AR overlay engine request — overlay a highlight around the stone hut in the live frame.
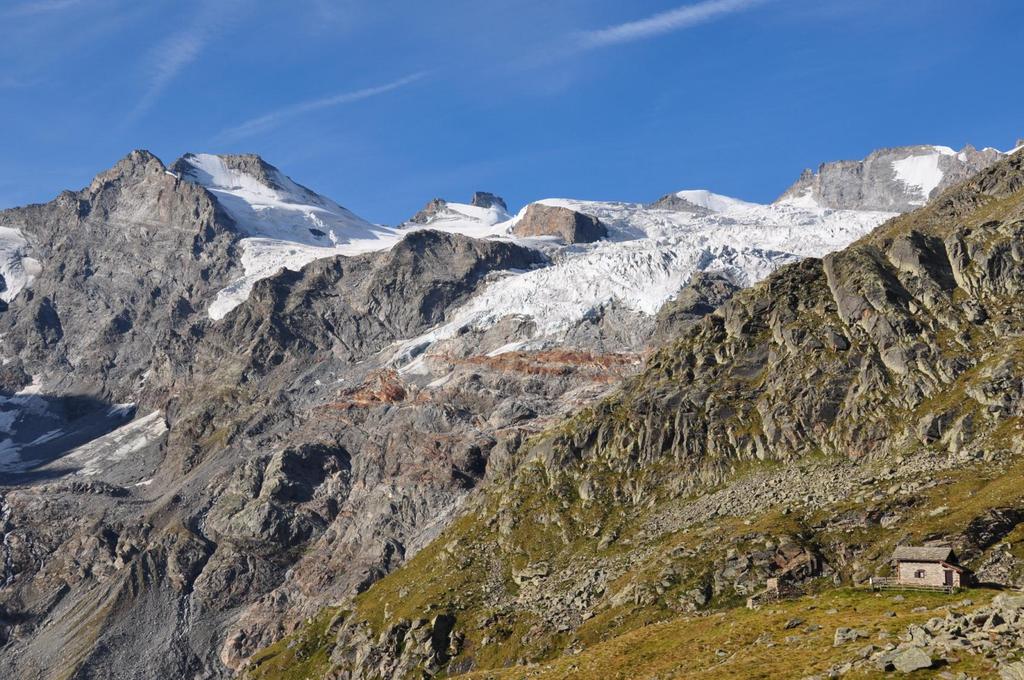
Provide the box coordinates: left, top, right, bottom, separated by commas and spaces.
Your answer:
892, 546, 965, 590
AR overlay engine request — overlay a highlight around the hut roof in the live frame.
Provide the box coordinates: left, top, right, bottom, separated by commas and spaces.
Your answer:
892, 546, 956, 563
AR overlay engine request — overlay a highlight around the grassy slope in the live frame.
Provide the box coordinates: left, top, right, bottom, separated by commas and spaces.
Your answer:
244, 607, 343, 680
243, 447, 1024, 679
460, 588, 999, 680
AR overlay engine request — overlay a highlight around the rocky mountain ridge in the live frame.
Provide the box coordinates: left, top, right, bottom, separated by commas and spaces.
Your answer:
239, 149, 1024, 679
777, 143, 1006, 211
0, 140, 1016, 679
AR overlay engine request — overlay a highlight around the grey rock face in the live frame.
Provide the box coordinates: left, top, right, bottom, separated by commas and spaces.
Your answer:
652, 271, 741, 345
470, 191, 507, 211
891, 647, 932, 672
0, 150, 242, 477
646, 193, 712, 214
0, 150, 238, 392
777, 144, 1004, 211
407, 198, 448, 225
511, 203, 608, 243
210, 229, 546, 367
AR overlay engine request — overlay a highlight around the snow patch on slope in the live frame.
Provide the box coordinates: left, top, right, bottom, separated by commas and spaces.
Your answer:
891, 146, 955, 205
178, 154, 403, 319
0, 227, 42, 303
181, 153, 390, 245
0, 381, 140, 476
0, 377, 50, 473
57, 410, 167, 477
674, 189, 758, 213
404, 202, 511, 240
774, 186, 821, 209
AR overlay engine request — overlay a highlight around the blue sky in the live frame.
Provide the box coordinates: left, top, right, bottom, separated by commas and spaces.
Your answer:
1, 0, 1022, 224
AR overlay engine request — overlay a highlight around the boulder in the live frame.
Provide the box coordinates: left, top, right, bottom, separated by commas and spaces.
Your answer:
834, 627, 869, 646
1000, 661, 1024, 680
891, 647, 932, 673
512, 562, 551, 585
511, 204, 607, 243
993, 593, 1024, 612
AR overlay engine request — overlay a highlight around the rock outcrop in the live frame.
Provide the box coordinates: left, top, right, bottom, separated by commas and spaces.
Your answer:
651, 271, 741, 344
0, 150, 239, 401
646, 193, 712, 214
407, 198, 448, 225
777, 144, 1005, 211
470, 191, 507, 211
511, 203, 608, 243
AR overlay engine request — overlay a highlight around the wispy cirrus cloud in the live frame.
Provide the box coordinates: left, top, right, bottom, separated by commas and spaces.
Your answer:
128, 0, 248, 122
578, 0, 769, 50
216, 72, 430, 142
129, 33, 205, 119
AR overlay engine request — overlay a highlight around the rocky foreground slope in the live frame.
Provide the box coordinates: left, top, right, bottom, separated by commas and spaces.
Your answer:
0, 142, 1015, 679
242, 150, 1024, 679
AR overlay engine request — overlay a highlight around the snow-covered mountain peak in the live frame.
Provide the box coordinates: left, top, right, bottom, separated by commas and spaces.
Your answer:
673, 189, 758, 213
401, 194, 512, 239
179, 153, 293, 196
166, 143, 1004, 330
173, 153, 388, 246
170, 153, 402, 320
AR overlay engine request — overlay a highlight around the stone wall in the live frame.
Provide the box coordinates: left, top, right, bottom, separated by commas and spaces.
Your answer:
897, 561, 958, 588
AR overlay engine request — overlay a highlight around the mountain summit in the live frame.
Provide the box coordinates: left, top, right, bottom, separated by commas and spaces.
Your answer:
776, 143, 1007, 211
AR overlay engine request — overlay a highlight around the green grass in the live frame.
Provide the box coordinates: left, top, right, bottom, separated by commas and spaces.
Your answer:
244, 608, 344, 680
459, 588, 999, 680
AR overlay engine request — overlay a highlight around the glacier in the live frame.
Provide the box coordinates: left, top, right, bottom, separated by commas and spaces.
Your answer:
177, 155, 899, 350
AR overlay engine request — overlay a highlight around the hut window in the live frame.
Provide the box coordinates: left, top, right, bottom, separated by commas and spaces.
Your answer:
914, 569, 926, 578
